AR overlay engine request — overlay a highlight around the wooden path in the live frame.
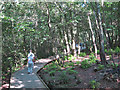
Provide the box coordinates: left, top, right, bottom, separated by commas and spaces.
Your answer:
10, 58, 52, 89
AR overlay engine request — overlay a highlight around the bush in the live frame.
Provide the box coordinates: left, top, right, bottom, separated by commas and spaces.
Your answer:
106, 64, 111, 68
49, 70, 56, 76
68, 62, 74, 67
44, 64, 49, 68
64, 54, 76, 61
68, 54, 73, 61
97, 64, 104, 70
56, 66, 61, 71
89, 53, 97, 64
79, 52, 86, 57
44, 69, 49, 73
44, 62, 58, 71
81, 59, 91, 69
105, 49, 115, 55
59, 71, 70, 84
111, 63, 118, 69
48, 65, 57, 71
105, 49, 108, 53
67, 69, 78, 75
89, 80, 100, 89
63, 64, 69, 68
64, 56, 68, 60
114, 46, 120, 53
68, 54, 76, 61
89, 53, 96, 59
89, 59, 96, 64
66, 67, 73, 71
76, 61, 80, 65
97, 50, 100, 54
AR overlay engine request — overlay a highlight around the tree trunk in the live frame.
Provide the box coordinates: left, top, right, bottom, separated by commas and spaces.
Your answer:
64, 14, 70, 55
64, 31, 70, 54
46, 3, 51, 31
90, 2, 107, 65
118, 2, 120, 47
91, 2, 106, 64
69, 4, 76, 56
87, 13, 97, 58
96, 2, 106, 65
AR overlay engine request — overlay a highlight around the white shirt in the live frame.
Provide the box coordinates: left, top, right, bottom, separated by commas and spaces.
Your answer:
28, 55, 33, 63
28, 52, 35, 58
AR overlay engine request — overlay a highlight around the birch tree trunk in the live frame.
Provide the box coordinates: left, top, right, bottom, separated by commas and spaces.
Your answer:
46, 3, 51, 31
87, 13, 97, 58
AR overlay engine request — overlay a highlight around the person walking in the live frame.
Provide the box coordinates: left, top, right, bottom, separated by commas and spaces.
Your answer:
27, 50, 34, 74
28, 50, 35, 58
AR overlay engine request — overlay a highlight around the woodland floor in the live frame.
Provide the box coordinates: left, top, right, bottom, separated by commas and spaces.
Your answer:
2, 54, 120, 89
38, 54, 120, 89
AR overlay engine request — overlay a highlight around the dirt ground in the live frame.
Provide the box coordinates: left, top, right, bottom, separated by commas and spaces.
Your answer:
38, 54, 120, 89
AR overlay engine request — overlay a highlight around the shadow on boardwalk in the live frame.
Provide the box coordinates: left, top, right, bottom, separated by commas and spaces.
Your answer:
10, 59, 52, 89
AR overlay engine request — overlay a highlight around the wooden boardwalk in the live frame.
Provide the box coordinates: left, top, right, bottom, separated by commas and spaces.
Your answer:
10, 59, 52, 89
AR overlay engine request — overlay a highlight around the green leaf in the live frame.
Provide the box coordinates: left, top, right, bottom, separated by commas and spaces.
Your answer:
107, 28, 112, 31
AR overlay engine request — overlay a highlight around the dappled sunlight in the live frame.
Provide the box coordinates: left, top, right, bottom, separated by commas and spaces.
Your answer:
27, 80, 32, 82
34, 65, 39, 68
36, 59, 52, 63
17, 80, 22, 84
11, 77, 21, 83
15, 84, 24, 88
10, 77, 24, 88
2, 2, 119, 89
34, 80, 40, 82
21, 73, 25, 76
106, 56, 110, 60
74, 57, 89, 62
10, 59, 50, 88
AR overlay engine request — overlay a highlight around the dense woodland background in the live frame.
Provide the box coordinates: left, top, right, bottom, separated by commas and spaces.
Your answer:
1, 2, 120, 85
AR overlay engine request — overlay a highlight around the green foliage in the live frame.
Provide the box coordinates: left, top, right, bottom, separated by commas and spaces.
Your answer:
44, 62, 57, 71
63, 54, 76, 61
79, 52, 86, 57
44, 69, 49, 73
105, 49, 115, 55
76, 61, 80, 65
81, 59, 91, 69
89, 53, 96, 60
106, 64, 111, 68
63, 64, 69, 68
2, 2, 120, 86
44, 64, 50, 69
66, 67, 73, 71
64, 56, 68, 60
68, 62, 74, 67
2, 76, 6, 79
89, 80, 100, 89
58, 71, 70, 84
49, 70, 56, 76
68, 54, 73, 61
68, 54, 76, 61
111, 63, 118, 69
105, 49, 108, 53
114, 47, 120, 53
56, 66, 62, 71
97, 64, 104, 70
67, 69, 78, 75
88, 53, 97, 64
97, 50, 100, 54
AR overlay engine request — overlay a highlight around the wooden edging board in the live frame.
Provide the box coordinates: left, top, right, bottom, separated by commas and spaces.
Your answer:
36, 71, 50, 90
36, 58, 58, 90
